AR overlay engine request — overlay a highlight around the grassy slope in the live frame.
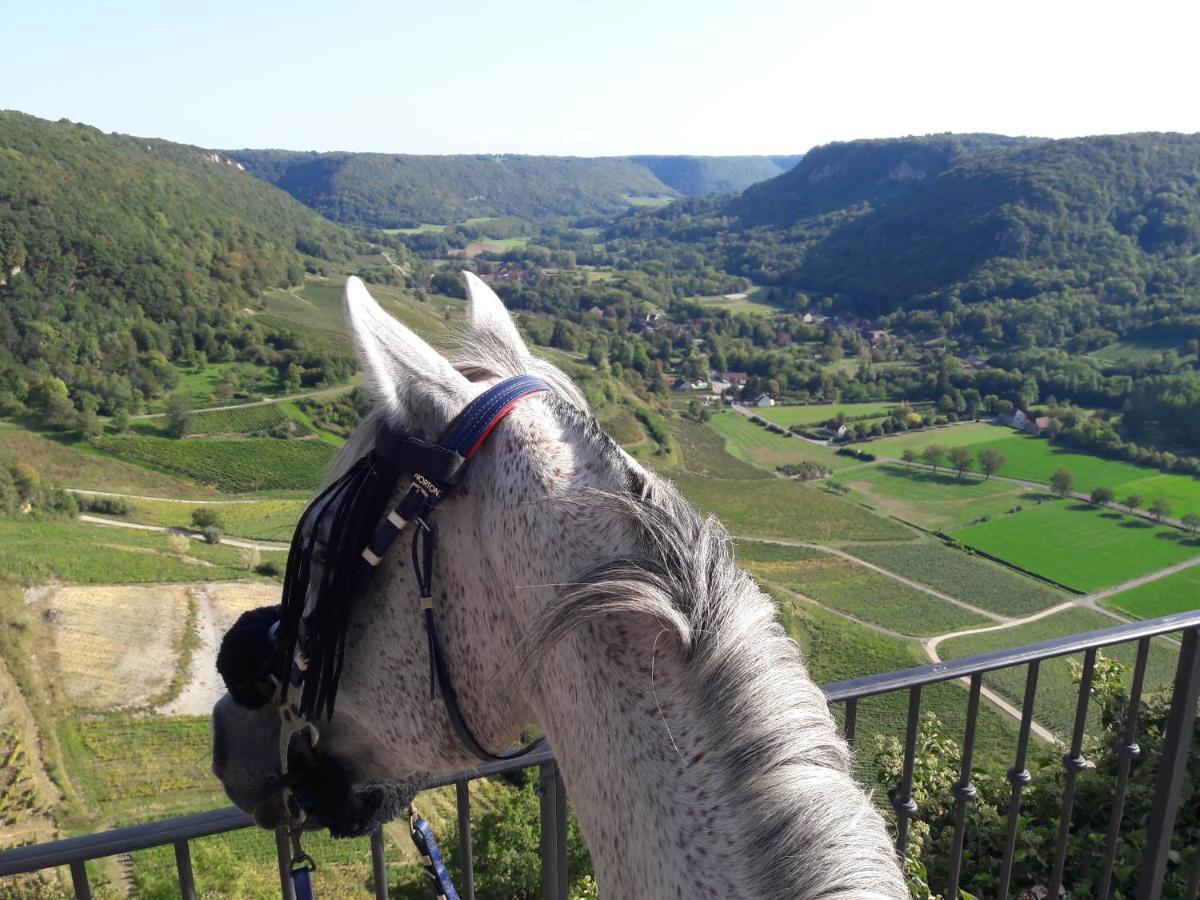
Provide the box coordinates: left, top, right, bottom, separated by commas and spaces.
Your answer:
100, 497, 307, 543
661, 418, 911, 544
954, 500, 1200, 592
739, 542, 988, 636
937, 607, 1179, 738
0, 518, 266, 585
847, 539, 1068, 617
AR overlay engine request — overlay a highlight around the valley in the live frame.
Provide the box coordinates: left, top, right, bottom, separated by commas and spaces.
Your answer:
1, 111, 1198, 897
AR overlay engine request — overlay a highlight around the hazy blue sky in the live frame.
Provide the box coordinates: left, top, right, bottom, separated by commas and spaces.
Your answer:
3, 0, 1195, 155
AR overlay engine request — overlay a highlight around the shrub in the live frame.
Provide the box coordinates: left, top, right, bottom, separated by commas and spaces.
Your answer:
201, 526, 222, 545
191, 508, 225, 530
255, 560, 283, 578
166, 533, 190, 555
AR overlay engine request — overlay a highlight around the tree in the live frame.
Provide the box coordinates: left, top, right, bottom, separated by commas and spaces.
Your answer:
1089, 485, 1114, 507
166, 393, 191, 438
1123, 493, 1144, 514
946, 446, 972, 478
1182, 512, 1200, 535
901, 448, 917, 468
1050, 468, 1075, 497
920, 444, 946, 472
977, 447, 1007, 480
1150, 496, 1171, 522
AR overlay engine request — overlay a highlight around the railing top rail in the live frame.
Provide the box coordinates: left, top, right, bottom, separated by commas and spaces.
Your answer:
822, 609, 1200, 702
2, 609, 1197, 878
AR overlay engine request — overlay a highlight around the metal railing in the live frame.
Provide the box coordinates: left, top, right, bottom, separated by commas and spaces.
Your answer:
2, 610, 1198, 899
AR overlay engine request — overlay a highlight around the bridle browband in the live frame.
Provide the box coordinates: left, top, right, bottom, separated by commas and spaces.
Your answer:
235, 375, 552, 833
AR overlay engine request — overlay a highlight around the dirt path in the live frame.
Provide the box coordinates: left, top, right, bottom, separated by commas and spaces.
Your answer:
130, 384, 353, 420
78, 514, 290, 551
160, 588, 222, 717
68, 488, 275, 504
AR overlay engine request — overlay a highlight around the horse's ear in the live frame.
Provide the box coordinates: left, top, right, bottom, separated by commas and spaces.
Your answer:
343, 276, 471, 427
464, 271, 530, 360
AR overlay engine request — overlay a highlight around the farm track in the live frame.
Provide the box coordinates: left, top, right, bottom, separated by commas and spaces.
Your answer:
130, 383, 353, 420
78, 514, 290, 551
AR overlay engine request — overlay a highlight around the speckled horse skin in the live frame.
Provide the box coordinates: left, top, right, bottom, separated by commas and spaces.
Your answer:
211, 273, 906, 899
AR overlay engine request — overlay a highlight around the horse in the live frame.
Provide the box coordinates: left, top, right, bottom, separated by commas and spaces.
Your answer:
211, 273, 907, 899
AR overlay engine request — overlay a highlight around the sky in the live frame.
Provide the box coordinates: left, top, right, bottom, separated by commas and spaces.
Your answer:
3, 0, 1196, 156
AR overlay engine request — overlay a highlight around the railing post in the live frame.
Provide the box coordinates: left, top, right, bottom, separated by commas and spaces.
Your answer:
539, 761, 568, 900
456, 780, 476, 900
370, 828, 388, 900
174, 839, 197, 900
1138, 627, 1200, 900
68, 860, 92, 900
274, 828, 298, 900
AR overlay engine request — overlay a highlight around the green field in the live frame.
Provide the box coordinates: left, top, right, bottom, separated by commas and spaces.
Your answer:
706, 412, 853, 472
101, 497, 307, 542
672, 472, 913, 544
954, 501, 1200, 592
779, 596, 1024, 771
738, 541, 988, 636
937, 607, 1180, 738
0, 427, 214, 498
184, 404, 293, 435
1090, 335, 1193, 363
691, 287, 780, 315
668, 417, 770, 480
93, 434, 334, 493
869, 424, 1200, 517
1101, 565, 1200, 619
755, 402, 899, 428
0, 518, 264, 584
846, 539, 1068, 617
842, 462, 1035, 530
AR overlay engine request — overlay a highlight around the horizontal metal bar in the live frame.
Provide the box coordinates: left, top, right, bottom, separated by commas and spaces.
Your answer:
3, 609, 1197, 880
823, 610, 1200, 702
0, 807, 252, 876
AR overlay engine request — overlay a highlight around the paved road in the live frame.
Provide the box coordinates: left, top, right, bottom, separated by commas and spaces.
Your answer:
79, 514, 290, 551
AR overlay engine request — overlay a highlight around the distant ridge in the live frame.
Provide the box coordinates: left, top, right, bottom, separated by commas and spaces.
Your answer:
226, 149, 797, 227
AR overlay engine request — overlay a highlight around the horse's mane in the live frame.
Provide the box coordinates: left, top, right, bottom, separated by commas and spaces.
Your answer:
458, 333, 904, 898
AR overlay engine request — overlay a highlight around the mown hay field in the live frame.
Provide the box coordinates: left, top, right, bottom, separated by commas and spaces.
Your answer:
93, 434, 334, 493
737, 541, 988, 636
841, 462, 1035, 530
845, 539, 1069, 617
954, 501, 1200, 592
30, 585, 191, 709
706, 412, 854, 471
754, 402, 898, 427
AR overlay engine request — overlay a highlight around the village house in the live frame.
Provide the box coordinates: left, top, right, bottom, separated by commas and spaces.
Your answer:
825, 421, 849, 439
752, 393, 776, 408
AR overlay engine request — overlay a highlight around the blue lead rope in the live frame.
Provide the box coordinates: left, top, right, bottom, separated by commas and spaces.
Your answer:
410, 805, 461, 900
291, 866, 314, 900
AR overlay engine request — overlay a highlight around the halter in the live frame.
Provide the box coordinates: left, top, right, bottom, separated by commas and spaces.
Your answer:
223, 376, 551, 895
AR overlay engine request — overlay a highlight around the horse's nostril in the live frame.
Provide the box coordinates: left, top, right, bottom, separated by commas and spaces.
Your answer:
252, 796, 288, 830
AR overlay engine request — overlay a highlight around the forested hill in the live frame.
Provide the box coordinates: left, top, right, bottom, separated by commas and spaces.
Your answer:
626, 155, 798, 196
226, 150, 796, 227
728, 133, 1037, 226
0, 111, 355, 419
618, 132, 1200, 342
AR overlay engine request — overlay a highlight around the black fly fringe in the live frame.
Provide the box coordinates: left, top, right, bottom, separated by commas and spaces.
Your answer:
278, 449, 401, 721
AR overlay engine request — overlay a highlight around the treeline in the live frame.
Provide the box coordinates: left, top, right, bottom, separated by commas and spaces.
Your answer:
0, 112, 358, 423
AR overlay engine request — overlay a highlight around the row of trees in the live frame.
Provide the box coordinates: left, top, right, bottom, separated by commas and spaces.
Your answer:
900, 445, 1008, 479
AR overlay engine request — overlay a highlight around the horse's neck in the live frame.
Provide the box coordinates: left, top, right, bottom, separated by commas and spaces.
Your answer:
533, 625, 747, 899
